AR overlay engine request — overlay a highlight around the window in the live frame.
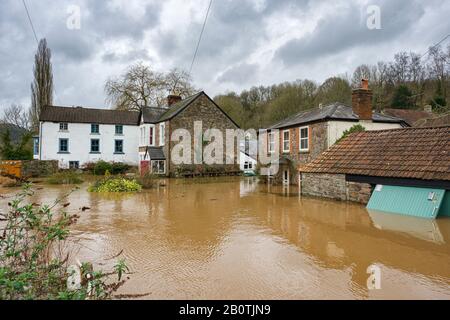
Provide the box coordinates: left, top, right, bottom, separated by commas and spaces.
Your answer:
59, 139, 69, 153
283, 130, 290, 153
244, 161, 253, 170
59, 123, 68, 131
159, 123, 165, 146
91, 124, 99, 134
90, 139, 100, 153
33, 137, 39, 155
299, 126, 309, 151
149, 126, 154, 146
115, 125, 123, 135
69, 161, 79, 169
268, 132, 275, 154
115, 140, 124, 153
151, 160, 165, 174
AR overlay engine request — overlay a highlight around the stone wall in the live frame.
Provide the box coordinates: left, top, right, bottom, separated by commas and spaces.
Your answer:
265, 121, 329, 185
167, 94, 240, 176
22, 160, 58, 178
300, 172, 373, 204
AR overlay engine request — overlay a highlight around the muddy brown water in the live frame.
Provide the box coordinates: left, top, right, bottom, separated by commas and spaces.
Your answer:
1, 177, 449, 299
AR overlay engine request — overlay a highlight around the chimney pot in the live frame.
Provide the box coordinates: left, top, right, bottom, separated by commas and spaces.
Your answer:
167, 94, 182, 107
352, 80, 373, 121
361, 79, 369, 90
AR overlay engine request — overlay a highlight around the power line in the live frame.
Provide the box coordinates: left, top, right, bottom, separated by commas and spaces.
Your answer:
420, 34, 450, 60
189, 0, 213, 76
22, 0, 39, 45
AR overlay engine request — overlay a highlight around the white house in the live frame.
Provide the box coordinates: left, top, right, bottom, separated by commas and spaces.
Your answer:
37, 106, 141, 169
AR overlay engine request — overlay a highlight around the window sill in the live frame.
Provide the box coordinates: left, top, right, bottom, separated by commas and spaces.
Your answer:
115, 134, 124, 136
58, 152, 70, 154
299, 150, 310, 153
90, 152, 101, 154
114, 152, 125, 155
90, 133, 100, 135
59, 131, 69, 133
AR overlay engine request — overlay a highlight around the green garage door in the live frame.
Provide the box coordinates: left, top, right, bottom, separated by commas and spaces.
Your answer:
367, 185, 446, 219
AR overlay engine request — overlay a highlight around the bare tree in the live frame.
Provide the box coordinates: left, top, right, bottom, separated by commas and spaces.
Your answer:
352, 64, 372, 87
105, 63, 196, 111
1, 104, 31, 130
165, 68, 196, 98
30, 39, 53, 131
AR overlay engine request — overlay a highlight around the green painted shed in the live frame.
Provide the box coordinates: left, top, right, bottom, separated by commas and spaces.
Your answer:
367, 185, 449, 219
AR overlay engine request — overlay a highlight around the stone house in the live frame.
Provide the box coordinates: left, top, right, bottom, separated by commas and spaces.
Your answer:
261, 80, 409, 185
37, 92, 240, 176
138, 92, 240, 176
298, 126, 450, 215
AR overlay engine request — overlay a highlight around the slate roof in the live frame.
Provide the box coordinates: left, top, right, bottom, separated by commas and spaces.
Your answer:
142, 107, 167, 123
383, 108, 432, 126
269, 103, 408, 129
40, 106, 140, 125
145, 146, 166, 160
299, 126, 450, 181
157, 92, 204, 122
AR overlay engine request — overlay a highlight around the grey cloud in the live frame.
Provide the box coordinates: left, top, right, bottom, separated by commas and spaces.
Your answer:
102, 49, 151, 63
275, 0, 425, 66
217, 63, 259, 84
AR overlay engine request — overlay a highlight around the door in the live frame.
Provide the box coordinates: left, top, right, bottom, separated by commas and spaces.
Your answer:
140, 161, 150, 176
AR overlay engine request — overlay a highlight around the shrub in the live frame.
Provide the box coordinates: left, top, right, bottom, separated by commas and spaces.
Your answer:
89, 177, 141, 193
93, 161, 113, 176
82, 161, 130, 175
111, 162, 130, 175
0, 185, 129, 300
336, 124, 366, 144
47, 171, 83, 185
136, 173, 156, 189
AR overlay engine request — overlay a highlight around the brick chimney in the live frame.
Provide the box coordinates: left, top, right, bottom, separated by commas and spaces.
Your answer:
167, 94, 182, 106
352, 79, 373, 121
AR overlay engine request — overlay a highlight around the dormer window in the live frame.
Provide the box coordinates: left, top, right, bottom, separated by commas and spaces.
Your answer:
59, 123, 68, 131
91, 124, 100, 134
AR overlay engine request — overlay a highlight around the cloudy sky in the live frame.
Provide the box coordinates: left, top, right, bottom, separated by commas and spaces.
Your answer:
1, 0, 449, 112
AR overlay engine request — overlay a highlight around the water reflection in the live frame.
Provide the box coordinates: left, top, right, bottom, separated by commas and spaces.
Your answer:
0, 178, 449, 299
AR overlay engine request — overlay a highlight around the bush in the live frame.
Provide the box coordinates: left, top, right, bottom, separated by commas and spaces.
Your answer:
47, 171, 83, 185
93, 161, 113, 176
111, 162, 130, 175
0, 185, 129, 300
136, 173, 156, 189
88, 177, 141, 193
82, 161, 130, 175
336, 124, 366, 144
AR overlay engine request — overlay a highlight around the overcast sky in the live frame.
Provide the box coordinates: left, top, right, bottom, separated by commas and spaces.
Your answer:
1, 0, 449, 111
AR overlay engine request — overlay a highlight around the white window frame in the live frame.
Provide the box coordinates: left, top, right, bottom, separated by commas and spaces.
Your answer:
59, 123, 68, 131
159, 123, 165, 146
268, 132, 275, 154
151, 160, 166, 175
299, 126, 309, 152
282, 130, 290, 153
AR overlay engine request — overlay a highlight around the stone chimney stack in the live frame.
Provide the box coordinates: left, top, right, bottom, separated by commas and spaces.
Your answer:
352, 79, 373, 121
167, 94, 182, 107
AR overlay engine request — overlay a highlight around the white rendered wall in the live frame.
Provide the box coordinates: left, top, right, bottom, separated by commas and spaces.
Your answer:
327, 121, 403, 147
39, 122, 139, 168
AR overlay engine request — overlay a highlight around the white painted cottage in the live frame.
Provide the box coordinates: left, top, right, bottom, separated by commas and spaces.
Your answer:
37, 106, 141, 169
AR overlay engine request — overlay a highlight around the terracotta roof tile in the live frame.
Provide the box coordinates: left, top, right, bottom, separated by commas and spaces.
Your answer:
299, 126, 450, 181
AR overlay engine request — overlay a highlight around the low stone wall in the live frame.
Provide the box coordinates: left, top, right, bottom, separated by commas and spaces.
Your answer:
300, 172, 373, 204
21, 160, 58, 178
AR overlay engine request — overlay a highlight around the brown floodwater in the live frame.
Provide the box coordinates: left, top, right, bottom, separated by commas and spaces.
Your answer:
1, 177, 449, 299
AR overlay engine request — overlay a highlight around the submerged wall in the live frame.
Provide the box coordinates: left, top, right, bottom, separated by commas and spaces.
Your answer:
300, 172, 373, 204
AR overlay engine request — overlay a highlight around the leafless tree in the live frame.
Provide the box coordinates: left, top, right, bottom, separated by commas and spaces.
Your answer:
1, 104, 31, 130
352, 64, 372, 87
30, 39, 53, 131
105, 63, 196, 111
164, 68, 196, 98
